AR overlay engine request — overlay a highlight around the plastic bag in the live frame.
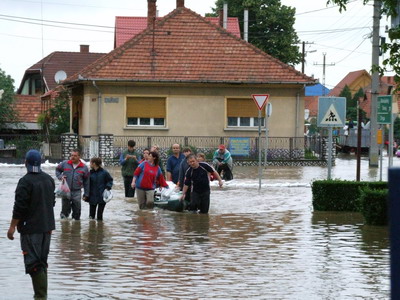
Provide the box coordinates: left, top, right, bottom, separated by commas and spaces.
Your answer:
103, 189, 113, 203
55, 178, 71, 199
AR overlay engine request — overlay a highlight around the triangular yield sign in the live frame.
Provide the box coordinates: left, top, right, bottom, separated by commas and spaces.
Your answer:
252, 94, 269, 110
320, 104, 343, 125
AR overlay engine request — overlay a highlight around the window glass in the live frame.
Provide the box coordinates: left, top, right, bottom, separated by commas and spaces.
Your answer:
154, 118, 164, 126
240, 117, 250, 126
127, 118, 138, 125
228, 117, 238, 126
254, 117, 265, 127
140, 118, 150, 125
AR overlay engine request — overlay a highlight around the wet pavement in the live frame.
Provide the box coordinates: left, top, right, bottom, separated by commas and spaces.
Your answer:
0, 154, 394, 299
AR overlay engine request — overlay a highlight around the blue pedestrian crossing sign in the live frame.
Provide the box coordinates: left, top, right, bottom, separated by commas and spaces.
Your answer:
317, 97, 346, 127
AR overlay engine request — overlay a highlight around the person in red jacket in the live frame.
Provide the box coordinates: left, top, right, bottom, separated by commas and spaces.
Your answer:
131, 151, 168, 209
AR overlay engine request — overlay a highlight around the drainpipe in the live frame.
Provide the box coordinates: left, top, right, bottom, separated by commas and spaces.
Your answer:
92, 81, 102, 134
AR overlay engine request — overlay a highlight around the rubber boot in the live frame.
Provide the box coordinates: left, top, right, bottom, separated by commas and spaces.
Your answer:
31, 270, 47, 300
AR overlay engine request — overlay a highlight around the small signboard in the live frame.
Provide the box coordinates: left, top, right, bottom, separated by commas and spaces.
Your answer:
252, 94, 269, 111
377, 95, 392, 124
229, 137, 250, 156
317, 97, 346, 127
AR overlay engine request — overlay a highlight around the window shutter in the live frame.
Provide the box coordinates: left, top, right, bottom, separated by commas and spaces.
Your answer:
127, 97, 166, 118
227, 98, 265, 117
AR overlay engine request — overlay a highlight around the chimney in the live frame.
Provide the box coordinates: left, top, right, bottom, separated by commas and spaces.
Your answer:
177, 0, 184, 8
80, 45, 89, 53
148, 0, 157, 27
219, 9, 223, 27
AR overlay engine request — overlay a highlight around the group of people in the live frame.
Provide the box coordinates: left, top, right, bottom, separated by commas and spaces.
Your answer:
6, 142, 234, 299
119, 141, 231, 213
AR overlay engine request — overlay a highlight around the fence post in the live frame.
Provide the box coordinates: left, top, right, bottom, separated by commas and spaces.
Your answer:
184, 136, 188, 146
220, 137, 224, 145
289, 137, 293, 159
147, 136, 152, 149
61, 133, 78, 160
99, 134, 114, 166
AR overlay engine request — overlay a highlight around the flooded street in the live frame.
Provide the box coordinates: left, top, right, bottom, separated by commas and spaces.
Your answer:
0, 155, 394, 299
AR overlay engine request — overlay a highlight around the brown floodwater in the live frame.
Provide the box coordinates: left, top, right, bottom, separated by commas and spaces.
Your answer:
0, 155, 392, 299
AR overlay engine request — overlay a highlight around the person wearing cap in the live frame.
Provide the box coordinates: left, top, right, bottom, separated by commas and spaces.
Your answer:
119, 140, 140, 198
56, 149, 90, 220
212, 144, 233, 181
7, 149, 56, 299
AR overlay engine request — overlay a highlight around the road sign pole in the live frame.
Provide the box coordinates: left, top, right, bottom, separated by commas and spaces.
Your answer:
258, 110, 262, 190
328, 127, 332, 180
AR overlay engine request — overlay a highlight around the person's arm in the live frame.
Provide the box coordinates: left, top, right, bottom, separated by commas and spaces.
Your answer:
166, 157, 173, 181
212, 150, 219, 164
131, 177, 137, 189
83, 168, 90, 197
222, 151, 232, 164
180, 184, 189, 201
55, 163, 64, 180
213, 170, 223, 188
7, 218, 19, 240
105, 171, 113, 190
157, 169, 169, 188
119, 151, 127, 166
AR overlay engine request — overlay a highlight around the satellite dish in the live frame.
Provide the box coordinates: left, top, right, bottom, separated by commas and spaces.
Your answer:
54, 70, 67, 83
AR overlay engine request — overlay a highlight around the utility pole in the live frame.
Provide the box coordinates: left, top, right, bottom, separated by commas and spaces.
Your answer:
301, 41, 315, 74
313, 53, 335, 94
369, 0, 381, 167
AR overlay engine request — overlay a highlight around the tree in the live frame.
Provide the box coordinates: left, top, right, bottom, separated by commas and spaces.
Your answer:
0, 67, 18, 129
38, 88, 70, 135
209, 0, 302, 65
328, 0, 400, 85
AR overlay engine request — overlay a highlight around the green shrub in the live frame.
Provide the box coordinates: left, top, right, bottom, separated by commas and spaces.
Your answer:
359, 187, 388, 226
312, 180, 387, 212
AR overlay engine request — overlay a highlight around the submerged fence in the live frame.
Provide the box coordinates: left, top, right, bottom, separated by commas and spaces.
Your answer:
0, 134, 326, 163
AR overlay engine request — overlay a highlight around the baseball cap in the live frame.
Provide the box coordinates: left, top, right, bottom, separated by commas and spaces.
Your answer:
25, 149, 42, 173
218, 144, 226, 150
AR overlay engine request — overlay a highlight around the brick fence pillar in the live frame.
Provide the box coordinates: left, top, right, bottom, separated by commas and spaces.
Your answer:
61, 133, 78, 160
99, 134, 114, 166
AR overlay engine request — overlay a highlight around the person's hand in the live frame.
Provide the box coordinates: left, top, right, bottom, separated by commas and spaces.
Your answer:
218, 180, 223, 188
7, 226, 15, 240
180, 193, 185, 202
82, 196, 89, 202
131, 182, 136, 189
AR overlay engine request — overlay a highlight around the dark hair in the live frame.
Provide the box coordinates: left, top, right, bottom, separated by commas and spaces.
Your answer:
142, 148, 150, 154
128, 140, 136, 147
71, 149, 81, 156
90, 157, 102, 167
149, 151, 159, 166
186, 154, 197, 161
182, 147, 192, 153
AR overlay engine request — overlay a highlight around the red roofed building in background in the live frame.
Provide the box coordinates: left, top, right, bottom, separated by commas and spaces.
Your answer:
10, 45, 105, 132
63, 0, 314, 138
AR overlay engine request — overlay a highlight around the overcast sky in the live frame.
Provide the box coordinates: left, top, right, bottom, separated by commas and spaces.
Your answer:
0, 0, 391, 91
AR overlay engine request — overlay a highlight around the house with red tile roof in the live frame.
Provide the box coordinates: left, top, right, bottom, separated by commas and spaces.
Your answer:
63, 0, 314, 138
10, 45, 105, 132
114, 16, 241, 48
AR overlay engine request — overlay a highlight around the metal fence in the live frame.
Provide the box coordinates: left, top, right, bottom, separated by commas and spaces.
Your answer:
0, 134, 323, 161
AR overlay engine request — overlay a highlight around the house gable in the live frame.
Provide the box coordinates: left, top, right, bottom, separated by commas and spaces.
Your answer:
66, 7, 313, 85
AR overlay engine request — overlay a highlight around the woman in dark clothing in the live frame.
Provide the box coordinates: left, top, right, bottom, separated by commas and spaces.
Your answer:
87, 157, 113, 220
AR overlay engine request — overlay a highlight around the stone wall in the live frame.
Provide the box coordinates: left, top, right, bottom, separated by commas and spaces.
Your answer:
61, 134, 78, 160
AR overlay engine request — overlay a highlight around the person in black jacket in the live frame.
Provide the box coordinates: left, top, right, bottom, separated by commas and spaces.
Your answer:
7, 149, 56, 300
87, 157, 113, 221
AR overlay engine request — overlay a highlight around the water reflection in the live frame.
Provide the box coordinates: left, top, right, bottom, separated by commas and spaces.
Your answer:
0, 159, 391, 299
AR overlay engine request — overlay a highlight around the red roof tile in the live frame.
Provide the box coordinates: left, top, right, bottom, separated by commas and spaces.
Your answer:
67, 8, 313, 85
114, 16, 241, 48
13, 95, 42, 123
18, 50, 106, 93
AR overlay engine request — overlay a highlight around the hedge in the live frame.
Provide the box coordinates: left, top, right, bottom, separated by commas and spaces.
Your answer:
359, 187, 388, 226
311, 180, 387, 212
